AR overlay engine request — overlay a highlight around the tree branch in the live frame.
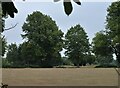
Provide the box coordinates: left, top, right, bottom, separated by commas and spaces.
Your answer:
4, 23, 18, 31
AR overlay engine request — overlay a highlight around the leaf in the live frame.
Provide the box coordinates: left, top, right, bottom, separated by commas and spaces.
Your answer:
73, 0, 81, 5
2, 2, 18, 18
63, 0, 73, 16
54, 0, 61, 2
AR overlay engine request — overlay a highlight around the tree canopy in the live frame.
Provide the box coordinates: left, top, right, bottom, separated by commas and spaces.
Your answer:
2, 1, 120, 68
92, 31, 113, 65
64, 24, 90, 67
92, 31, 113, 56
4, 11, 64, 68
91, 1, 120, 66
106, 1, 120, 66
21, 11, 64, 67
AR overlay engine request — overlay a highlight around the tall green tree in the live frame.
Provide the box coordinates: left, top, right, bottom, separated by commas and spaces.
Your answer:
65, 24, 90, 67
106, 1, 120, 66
92, 31, 113, 65
22, 11, 64, 67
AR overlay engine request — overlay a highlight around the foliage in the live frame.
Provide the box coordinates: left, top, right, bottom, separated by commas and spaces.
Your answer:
84, 54, 96, 65
22, 11, 64, 67
1, 0, 81, 19
0, 34, 7, 57
18, 42, 36, 67
106, 1, 120, 66
2, 1, 18, 18
95, 59, 117, 68
92, 31, 113, 65
2, 58, 12, 68
96, 55, 113, 66
0, 4, 5, 32
6, 43, 20, 67
63, 0, 81, 15
64, 24, 90, 67
61, 57, 73, 65
5, 11, 64, 68
95, 64, 117, 68
1, 0, 81, 32
92, 31, 113, 56
91, 1, 120, 67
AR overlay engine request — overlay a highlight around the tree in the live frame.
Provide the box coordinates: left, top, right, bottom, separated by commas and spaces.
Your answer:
64, 24, 90, 67
92, 31, 113, 65
22, 11, 64, 67
106, 1, 120, 66
6, 43, 20, 67
18, 42, 37, 67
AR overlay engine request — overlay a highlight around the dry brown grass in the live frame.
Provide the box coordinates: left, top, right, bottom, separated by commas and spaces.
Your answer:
2, 68, 118, 86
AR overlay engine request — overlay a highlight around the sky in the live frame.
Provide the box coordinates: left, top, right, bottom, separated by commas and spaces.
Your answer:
3, 1, 113, 46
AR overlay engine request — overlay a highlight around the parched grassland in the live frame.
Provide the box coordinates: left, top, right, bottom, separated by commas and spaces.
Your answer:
2, 68, 118, 86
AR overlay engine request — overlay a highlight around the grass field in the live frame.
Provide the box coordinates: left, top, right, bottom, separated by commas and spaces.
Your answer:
2, 68, 118, 86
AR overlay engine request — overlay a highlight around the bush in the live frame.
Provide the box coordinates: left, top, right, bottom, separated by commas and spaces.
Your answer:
95, 63, 117, 68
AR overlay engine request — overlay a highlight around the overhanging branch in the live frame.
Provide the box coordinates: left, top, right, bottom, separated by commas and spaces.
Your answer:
4, 23, 18, 31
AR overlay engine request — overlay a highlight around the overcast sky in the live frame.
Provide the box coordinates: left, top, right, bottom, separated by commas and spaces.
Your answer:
3, 1, 113, 45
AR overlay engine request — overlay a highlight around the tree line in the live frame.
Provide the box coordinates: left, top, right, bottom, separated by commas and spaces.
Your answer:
1, 1, 120, 68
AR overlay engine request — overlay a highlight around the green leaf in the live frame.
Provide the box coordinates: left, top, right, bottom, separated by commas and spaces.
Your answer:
63, 0, 73, 16
73, 0, 81, 5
